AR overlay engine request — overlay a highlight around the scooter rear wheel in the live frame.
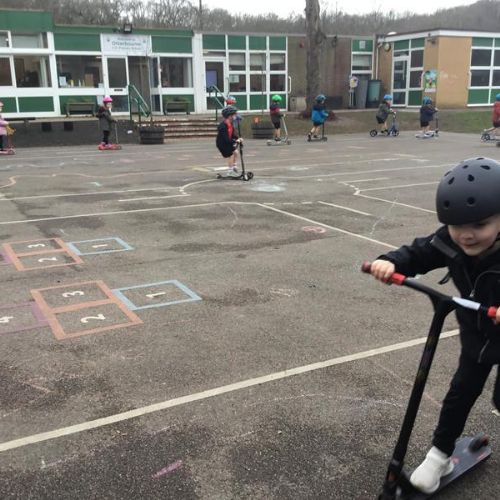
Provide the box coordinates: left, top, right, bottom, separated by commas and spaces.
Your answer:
469, 433, 489, 452
370, 129, 378, 137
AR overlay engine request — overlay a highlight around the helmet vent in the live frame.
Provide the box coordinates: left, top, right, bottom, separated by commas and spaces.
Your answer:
448, 177, 455, 185
462, 164, 469, 169
467, 197, 476, 206
480, 164, 491, 170
467, 175, 475, 182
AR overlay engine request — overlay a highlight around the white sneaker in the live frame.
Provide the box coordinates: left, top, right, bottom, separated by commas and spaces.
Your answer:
410, 446, 454, 494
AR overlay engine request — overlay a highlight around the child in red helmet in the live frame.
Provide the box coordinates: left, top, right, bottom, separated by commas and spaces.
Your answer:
96, 96, 116, 147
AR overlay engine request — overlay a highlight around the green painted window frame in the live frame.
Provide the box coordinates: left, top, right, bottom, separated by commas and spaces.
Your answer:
54, 33, 100, 51
203, 34, 226, 50
18, 96, 54, 113
410, 38, 425, 49
472, 37, 494, 47
249, 36, 266, 51
152, 36, 192, 54
352, 39, 373, 52
269, 36, 286, 51
0, 97, 17, 113
394, 40, 410, 51
228, 35, 246, 50
468, 88, 490, 104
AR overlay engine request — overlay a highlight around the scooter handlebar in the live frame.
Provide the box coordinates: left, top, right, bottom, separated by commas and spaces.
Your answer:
361, 261, 498, 318
361, 261, 406, 286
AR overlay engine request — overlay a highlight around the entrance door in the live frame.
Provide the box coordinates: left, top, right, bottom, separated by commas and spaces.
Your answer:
392, 57, 409, 106
204, 59, 227, 109
104, 56, 129, 112
128, 56, 151, 109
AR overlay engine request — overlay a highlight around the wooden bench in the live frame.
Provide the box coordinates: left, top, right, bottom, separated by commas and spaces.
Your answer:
164, 100, 190, 115
65, 101, 96, 117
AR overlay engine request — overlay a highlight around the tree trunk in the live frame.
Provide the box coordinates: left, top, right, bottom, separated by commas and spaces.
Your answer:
305, 0, 324, 112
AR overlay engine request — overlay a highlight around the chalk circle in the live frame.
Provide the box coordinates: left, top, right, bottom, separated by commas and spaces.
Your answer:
302, 226, 327, 234
250, 181, 286, 192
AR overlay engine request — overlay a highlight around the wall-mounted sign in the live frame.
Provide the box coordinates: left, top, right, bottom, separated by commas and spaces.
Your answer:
423, 69, 437, 93
101, 34, 151, 56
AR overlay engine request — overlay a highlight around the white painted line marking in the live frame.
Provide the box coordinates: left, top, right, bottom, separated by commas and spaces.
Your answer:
359, 181, 439, 193
146, 292, 166, 299
257, 203, 396, 249
318, 201, 373, 217
119, 194, 188, 202
0, 330, 459, 453
355, 193, 436, 214
341, 177, 389, 183
91, 244, 109, 249
0, 187, 170, 202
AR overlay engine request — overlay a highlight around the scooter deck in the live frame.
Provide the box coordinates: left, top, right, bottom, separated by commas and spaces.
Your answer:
98, 144, 122, 151
400, 436, 491, 499
0, 149, 15, 155
216, 171, 253, 181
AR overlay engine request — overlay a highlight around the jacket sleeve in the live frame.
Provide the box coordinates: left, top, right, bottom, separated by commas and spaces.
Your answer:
378, 232, 447, 277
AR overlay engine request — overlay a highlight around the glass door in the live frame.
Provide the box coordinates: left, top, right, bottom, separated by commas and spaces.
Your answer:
104, 56, 129, 112
204, 59, 227, 109
393, 57, 409, 106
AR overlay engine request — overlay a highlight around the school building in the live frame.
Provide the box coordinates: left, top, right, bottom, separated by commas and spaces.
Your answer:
2, 9, 498, 119
376, 29, 500, 108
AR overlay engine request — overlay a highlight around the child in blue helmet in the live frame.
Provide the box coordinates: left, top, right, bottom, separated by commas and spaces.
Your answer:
419, 96, 439, 136
308, 94, 328, 140
376, 94, 395, 134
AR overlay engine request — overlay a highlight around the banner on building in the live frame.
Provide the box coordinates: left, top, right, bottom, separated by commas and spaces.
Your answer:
101, 34, 151, 56
423, 69, 437, 93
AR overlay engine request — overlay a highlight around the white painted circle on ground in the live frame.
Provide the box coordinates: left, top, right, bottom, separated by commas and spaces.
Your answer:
250, 181, 286, 192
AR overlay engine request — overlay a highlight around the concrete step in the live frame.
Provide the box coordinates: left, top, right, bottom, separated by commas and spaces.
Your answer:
165, 131, 216, 138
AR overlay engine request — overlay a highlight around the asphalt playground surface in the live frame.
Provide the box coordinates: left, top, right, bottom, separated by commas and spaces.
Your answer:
0, 130, 499, 499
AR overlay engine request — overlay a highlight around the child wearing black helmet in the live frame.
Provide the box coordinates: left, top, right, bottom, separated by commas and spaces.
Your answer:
308, 94, 328, 140
216, 106, 242, 177
367, 157, 500, 495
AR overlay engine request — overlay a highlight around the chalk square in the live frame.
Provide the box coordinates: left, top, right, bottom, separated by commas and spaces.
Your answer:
66, 238, 134, 256
112, 280, 202, 311
8, 238, 63, 255
0, 302, 48, 336
32, 282, 110, 310
16, 252, 81, 271
48, 303, 142, 340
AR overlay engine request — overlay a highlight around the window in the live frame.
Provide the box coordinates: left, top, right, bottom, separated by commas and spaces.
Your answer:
160, 57, 193, 87
250, 53, 265, 71
270, 74, 286, 92
229, 74, 246, 92
471, 49, 491, 66
250, 74, 265, 92
494, 51, 500, 67
270, 53, 285, 71
493, 70, 500, 86
107, 58, 127, 88
229, 53, 245, 71
352, 54, 372, 72
57, 55, 103, 88
410, 70, 422, 88
411, 50, 423, 68
471, 69, 490, 87
0, 58, 12, 86
0, 32, 9, 48
14, 56, 51, 87
11, 33, 47, 49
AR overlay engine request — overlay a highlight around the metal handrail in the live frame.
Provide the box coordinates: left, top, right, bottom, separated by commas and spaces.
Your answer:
128, 84, 151, 125
207, 85, 226, 121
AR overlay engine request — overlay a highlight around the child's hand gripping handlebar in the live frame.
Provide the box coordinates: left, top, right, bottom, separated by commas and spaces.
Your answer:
361, 261, 499, 319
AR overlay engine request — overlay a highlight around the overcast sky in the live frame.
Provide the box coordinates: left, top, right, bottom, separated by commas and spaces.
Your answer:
202, 0, 477, 16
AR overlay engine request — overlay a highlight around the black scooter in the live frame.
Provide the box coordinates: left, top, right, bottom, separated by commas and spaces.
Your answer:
216, 141, 253, 181
307, 122, 328, 142
362, 262, 495, 499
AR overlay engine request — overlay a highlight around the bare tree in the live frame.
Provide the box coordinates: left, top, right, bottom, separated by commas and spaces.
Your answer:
305, 0, 325, 111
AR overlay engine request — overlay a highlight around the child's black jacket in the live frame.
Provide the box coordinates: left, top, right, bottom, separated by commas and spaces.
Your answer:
216, 120, 238, 155
379, 225, 500, 364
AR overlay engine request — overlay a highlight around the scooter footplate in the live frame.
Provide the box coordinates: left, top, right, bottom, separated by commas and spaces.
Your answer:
400, 436, 491, 499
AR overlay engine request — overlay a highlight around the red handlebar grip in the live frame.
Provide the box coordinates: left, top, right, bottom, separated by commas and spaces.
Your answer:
487, 306, 498, 319
361, 261, 406, 286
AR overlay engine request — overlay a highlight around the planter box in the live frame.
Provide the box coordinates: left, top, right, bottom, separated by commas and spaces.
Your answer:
139, 126, 165, 144
251, 121, 274, 139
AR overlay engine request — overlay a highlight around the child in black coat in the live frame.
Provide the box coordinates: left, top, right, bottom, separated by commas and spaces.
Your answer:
216, 106, 242, 177
368, 157, 500, 494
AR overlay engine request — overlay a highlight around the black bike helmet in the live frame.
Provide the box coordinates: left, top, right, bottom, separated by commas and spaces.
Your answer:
222, 106, 238, 118
436, 157, 500, 225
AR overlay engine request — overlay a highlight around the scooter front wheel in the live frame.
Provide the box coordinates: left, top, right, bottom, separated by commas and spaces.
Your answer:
370, 129, 378, 137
